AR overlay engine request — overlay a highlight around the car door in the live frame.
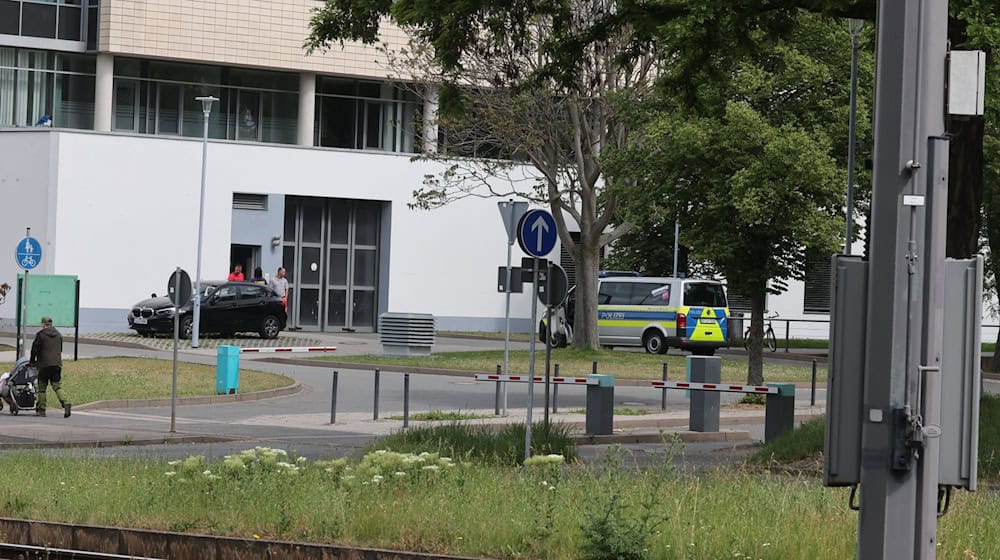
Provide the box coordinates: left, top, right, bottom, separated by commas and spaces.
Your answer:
205, 284, 239, 332
237, 284, 268, 331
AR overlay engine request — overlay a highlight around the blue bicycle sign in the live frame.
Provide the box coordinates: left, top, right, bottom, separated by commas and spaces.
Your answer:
15, 237, 42, 270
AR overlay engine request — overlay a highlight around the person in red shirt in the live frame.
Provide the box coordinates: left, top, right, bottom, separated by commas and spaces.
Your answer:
227, 264, 245, 282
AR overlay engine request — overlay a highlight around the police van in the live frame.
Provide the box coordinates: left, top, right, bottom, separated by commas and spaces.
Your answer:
541, 276, 730, 355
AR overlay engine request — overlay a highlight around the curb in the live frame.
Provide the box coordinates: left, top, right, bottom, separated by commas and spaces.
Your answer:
574, 430, 751, 445
0, 434, 245, 451
74, 382, 303, 412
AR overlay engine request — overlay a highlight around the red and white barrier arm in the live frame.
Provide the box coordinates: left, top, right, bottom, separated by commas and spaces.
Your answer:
650, 380, 778, 394
239, 346, 337, 353
474, 374, 597, 385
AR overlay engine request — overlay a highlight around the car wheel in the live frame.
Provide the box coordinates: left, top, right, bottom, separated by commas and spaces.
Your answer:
643, 330, 667, 354
259, 315, 281, 339
181, 316, 194, 339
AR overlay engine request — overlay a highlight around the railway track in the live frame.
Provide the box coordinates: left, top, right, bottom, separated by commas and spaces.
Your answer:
0, 543, 161, 560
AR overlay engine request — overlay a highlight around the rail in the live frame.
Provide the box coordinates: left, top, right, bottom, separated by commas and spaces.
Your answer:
0, 542, 163, 559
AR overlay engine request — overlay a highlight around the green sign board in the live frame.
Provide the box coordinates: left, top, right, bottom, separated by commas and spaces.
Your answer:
17, 273, 78, 327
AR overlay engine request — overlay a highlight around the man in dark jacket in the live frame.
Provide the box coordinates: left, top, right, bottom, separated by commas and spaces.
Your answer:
29, 316, 71, 417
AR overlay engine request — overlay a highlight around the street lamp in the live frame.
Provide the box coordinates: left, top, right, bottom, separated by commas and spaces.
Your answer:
192, 95, 218, 348
845, 19, 863, 255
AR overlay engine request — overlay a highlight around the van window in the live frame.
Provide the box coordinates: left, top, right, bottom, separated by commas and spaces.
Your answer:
599, 282, 633, 305
683, 282, 727, 307
637, 284, 670, 305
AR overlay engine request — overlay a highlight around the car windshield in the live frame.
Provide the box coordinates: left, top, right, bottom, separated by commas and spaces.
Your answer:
683, 282, 727, 307
199, 284, 220, 300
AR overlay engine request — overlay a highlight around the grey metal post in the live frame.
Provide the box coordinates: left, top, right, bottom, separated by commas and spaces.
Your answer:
191, 96, 217, 349
592, 361, 597, 375
859, 2, 948, 559
494, 364, 501, 416
330, 370, 338, 424
552, 364, 560, 414
784, 321, 790, 352
661, 363, 669, 411
765, 383, 796, 443
170, 267, 180, 434
845, 19, 864, 255
524, 258, 539, 461
403, 373, 410, 429
672, 219, 680, 277
688, 357, 720, 432
811, 360, 817, 407
544, 296, 553, 429
373, 368, 380, 421
502, 202, 514, 416
18, 228, 29, 360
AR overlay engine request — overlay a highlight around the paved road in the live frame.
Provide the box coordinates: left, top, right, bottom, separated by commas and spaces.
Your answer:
0, 332, 828, 469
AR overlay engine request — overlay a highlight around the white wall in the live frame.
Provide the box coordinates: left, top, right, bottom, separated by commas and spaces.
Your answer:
0, 130, 59, 328
4, 130, 541, 328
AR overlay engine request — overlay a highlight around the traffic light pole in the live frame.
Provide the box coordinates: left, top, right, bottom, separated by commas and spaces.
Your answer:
859, 1, 948, 558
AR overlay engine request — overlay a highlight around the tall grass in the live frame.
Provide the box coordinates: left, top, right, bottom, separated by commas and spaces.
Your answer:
5, 450, 1000, 559
370, 422, 578, 465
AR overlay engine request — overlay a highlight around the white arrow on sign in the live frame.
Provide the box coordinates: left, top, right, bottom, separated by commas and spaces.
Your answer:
531, 215, 549, 252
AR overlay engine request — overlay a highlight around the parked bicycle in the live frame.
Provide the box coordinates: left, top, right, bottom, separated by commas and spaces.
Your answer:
744, 313, 778, 352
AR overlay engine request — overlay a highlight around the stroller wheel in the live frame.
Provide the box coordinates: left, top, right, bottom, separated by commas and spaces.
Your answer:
10, 402, 18, 415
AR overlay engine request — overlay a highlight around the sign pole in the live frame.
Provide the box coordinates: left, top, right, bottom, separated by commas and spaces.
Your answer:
502, 203, 515, 416
544, 263, 553, 430
170, 267, 181, 433
20, 228, 30, 360
524, 257, 539, 462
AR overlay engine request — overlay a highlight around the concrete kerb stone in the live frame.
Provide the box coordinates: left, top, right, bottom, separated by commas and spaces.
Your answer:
0, 434, 246, 451
73, 381, 303, 412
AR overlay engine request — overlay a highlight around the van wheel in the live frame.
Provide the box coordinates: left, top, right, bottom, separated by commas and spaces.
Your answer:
643, 331, 667, 354
550, 332, 567, 348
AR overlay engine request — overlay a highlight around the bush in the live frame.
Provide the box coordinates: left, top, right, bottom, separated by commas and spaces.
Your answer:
749, 417, 825, 464
370, 422, 578, 466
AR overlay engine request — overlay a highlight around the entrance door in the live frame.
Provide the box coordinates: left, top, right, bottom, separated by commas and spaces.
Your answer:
283, 197, 381, 332
229, 245, 260, 281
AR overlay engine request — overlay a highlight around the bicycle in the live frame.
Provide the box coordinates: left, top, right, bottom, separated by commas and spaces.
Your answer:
744, 313, 778, 352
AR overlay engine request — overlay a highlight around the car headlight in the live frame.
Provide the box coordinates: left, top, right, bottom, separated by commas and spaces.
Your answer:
155, 308, 175, 317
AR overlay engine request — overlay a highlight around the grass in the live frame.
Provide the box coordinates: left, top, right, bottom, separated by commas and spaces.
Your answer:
750, 396, 1000, 480
0, 357, 293, 404
317, 348, 824, 383
384, 410, 490, 422
4, 447, 1000, 559
369, 422, 578, 465
0, 344, 13, 352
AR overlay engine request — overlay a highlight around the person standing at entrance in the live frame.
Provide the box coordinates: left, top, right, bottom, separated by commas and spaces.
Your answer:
29, 317, 71, 418
270, 267, 289, 311
228, 264, 245, 282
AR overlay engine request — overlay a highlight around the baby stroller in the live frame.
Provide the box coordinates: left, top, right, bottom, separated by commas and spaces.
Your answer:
2, 357, 38, 415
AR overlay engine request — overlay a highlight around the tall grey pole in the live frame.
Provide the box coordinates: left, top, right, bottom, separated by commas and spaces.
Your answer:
859, 2, 948, 559
18, 227, 30, 360
524, 258, 539, 462
170, 267, 180, 433
672, 219, 680, 276
845, 19, 863, 255
502, 203, 515, 415
192, 96, 217, 348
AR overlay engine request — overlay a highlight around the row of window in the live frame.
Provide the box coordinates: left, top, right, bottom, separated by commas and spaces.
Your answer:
0, 0, 99, 49
0, 48, 94, 127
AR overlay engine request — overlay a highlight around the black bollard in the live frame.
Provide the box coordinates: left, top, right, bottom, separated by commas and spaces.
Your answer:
373, 368, 380, 421
330, 370, 339, 424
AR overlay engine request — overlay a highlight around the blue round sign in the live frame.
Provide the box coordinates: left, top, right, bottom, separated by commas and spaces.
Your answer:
517, 209, 558, 257
15, 237, 42, 270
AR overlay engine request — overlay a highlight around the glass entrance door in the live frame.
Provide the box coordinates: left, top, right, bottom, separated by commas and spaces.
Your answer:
283, 197, 381, 332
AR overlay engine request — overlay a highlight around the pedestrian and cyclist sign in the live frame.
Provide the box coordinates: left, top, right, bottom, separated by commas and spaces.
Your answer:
15, 237, 41, 270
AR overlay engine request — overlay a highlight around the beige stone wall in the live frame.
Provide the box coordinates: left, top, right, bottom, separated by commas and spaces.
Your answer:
98, 0, 409, 78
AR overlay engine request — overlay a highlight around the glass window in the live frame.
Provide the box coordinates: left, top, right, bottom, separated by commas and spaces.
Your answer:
638, 285, 670, 305
318, 96, 356, 148
236, 89, 260, 141
156, 82, 180, 134
261, 91, 297, 144
598, 282, 633, 305
328, 202, 350, 244
239, 285, 267, 300
21, 3, 57, 38
113, 79, 137, 131
354, 203, 379, 246
283, 202, 297, 241
328, 248, 347, 285
0, 1, 19, 35
301, 204, 323, 243
55, 53, 95, 73
300, 247, 321, 284
683, 282, 727, 307
214, 286, 237, 303
85, 4, 97, 49
181, 86, 226, 139
57, 5, 81, 41
354, 249, 376, 287
52, 72, 93, 128
282, 246, 296, 283
317, 77, 356, 96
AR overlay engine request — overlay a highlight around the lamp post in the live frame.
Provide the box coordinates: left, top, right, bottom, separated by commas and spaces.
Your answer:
844, 19, 863, 255
192, 95, 218, 348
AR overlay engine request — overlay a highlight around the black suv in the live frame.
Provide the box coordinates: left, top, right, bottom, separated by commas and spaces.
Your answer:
127, 281, 287, 339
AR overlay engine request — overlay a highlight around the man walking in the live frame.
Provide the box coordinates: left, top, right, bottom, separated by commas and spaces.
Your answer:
29, 316, 71, 417
269, 267, 289, 312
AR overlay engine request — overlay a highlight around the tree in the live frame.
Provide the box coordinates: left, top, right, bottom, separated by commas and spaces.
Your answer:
606, 12, 850, 385
307, 0, 659, 349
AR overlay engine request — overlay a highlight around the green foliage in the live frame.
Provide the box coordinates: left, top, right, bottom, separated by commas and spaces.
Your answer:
978, 395, 1000, 479
739, 394, 767, 406
369, 422, 578, 466
750, 417, 826, 464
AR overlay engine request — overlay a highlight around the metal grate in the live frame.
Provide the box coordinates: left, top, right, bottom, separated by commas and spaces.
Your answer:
803, 253, 834, 313
232, 193, 268, 210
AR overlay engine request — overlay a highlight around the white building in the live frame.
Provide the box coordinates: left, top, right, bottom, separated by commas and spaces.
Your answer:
1, 1, 990, 342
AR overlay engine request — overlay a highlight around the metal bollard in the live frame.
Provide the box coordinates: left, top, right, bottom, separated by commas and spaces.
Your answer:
373, 368, 380, 421
765, 383, 796, 443
785, 321, 790, 352
552, 364, 560, 414
810, 360, 817, 406
661, 363, 669, 411
592, 361, 598, 375
494, 364, 502, 416
330, 370, 339, 424
404, 373, 410, 429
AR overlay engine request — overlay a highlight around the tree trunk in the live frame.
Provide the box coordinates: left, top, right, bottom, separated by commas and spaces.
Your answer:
747, 285, 766, 386
573, 243, 602, 350
945, 115, 984, 259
